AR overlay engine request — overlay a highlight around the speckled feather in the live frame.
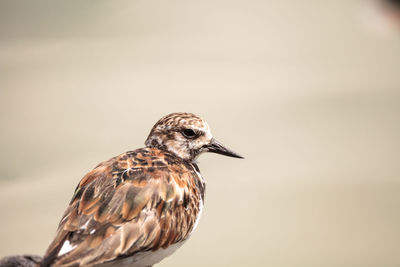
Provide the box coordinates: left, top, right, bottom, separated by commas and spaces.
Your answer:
40, 113, 242, 267
41, 148, 204, 266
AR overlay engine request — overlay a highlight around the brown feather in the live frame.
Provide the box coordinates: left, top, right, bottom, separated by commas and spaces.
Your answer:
41, 147, 204, 266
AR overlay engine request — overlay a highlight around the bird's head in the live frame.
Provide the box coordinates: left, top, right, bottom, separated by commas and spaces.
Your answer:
145, 112, 243, 162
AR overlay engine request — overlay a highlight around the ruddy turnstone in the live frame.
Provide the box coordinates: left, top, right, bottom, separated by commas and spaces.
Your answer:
40, 112, 242, 267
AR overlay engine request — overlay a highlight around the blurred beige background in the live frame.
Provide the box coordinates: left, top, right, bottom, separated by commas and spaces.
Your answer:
1, 0, 400, 266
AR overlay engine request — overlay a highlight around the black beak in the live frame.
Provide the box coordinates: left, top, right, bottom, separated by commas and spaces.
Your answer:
204, 138, 244, 159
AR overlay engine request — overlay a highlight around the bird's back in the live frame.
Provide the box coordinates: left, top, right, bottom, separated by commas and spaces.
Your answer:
41, 147, 205, 266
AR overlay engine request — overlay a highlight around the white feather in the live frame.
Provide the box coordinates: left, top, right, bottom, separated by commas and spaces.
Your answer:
58, 240, 77, 256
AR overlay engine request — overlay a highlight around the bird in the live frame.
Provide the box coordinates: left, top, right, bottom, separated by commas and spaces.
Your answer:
40, 112, 243, 267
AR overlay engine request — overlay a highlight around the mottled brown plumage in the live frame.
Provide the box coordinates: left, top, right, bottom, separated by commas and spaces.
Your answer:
41, 113, 242, 267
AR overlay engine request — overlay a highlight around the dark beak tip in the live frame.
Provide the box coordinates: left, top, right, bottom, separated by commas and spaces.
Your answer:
231, 153, 244, 159
227, 151, 244, 159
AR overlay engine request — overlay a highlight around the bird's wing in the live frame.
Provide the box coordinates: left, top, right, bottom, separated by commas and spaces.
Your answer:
41, 149, 201, 266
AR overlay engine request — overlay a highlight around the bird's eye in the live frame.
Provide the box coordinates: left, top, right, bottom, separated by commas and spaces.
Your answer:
182, 128, 197, 138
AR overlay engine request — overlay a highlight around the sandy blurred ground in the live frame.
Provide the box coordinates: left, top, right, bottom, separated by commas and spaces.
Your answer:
1, 0, 400, 266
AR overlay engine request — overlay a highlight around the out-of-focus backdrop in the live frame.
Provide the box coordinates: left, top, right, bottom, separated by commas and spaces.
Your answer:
1, 0, 399, 266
